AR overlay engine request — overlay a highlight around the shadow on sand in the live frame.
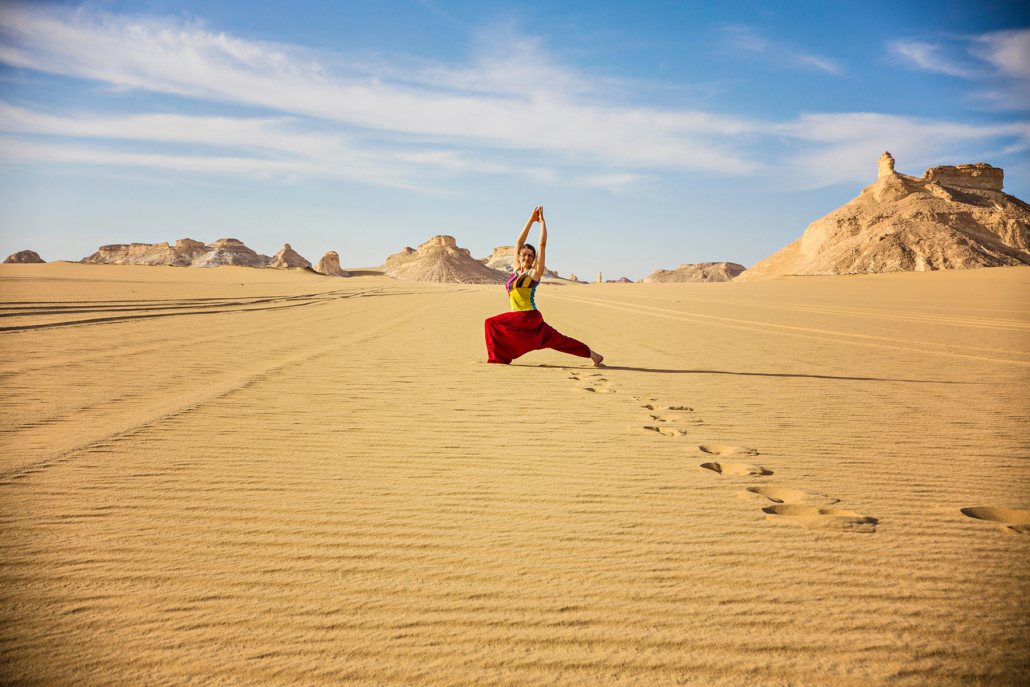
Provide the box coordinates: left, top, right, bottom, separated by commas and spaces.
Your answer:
526, 364, 982, 385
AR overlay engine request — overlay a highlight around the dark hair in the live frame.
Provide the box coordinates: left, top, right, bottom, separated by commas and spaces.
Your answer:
520, 243, 536, 258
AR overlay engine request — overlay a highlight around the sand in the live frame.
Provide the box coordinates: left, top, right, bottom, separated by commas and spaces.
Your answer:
1, 262, 1028, 685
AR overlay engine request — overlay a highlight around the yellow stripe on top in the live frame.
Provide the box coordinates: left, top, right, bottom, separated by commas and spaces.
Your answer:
507, 272, 538, 311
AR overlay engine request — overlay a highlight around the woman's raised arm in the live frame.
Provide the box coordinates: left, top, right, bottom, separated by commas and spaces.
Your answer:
515, 206, 541, 256
530, 208, 547, 282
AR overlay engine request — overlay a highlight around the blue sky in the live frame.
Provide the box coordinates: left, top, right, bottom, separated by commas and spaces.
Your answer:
1, 1, 1028, 279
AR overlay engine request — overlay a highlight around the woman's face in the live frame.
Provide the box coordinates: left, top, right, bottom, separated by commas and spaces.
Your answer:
518, 249, 535, 270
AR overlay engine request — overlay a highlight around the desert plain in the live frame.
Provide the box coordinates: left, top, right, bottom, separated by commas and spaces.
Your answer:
1, 262, 1028, 686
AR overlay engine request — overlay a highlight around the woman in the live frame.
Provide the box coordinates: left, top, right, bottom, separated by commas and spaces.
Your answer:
484, 206, 604, 366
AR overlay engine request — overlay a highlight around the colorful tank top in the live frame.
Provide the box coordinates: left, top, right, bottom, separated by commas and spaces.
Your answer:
506, 272, 538, 311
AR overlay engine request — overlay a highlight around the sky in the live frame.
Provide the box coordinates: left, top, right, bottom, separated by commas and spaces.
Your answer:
1, 0, 1028, 279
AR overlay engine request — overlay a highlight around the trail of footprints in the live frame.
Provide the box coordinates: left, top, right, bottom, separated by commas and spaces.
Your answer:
562, 365, 1027, 536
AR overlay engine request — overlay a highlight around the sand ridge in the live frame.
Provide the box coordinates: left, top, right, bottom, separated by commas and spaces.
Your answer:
1, 262, 1028, 685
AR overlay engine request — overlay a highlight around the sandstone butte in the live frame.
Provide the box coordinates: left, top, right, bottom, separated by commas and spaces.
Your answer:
79, 238, 315, 270
267, 243, 312, 270
384, 236, 509, 284
736, 153, 1030, 281
4, 250, 45, 264
640, 262, 746, 283
478, 246, 561, 279
314, 251, 349, 277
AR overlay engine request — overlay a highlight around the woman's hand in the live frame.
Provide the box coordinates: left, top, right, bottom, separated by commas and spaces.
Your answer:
530, 206, 542, 223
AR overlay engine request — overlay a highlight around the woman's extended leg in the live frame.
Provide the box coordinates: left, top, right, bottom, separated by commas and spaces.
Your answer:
536, 320, 591, 359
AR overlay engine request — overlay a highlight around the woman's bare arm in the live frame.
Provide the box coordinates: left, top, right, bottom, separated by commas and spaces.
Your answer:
515, 207, 540, 261
529, 208, 547, 282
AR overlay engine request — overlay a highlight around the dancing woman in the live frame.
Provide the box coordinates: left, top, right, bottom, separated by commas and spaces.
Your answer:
484, 206, 604, 366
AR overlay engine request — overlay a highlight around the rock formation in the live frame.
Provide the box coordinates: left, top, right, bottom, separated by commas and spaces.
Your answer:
640, 262, 747, 283
267, 243, 312, 269
384, 236, 509, 284
568, 273, 580, 283
606, 277, 633, 283
597, 272, 602, 283
314, 251, 349, 277
4, 250, 45, 264
81, 238, 274, 268
737, 153, 1030, 281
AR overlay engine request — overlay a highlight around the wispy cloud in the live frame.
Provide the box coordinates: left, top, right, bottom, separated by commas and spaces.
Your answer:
0, 3, 759, 181
974, 29, 1030, 79
889, 29, 1030, 110
770, 112, 1030, 187
0, 4, 1025, 191
723, 25, 843, 75
887, 40, 977, 77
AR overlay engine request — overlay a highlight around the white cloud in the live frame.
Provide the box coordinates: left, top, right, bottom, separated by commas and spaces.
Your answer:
888, 40, 977, 78
0, 4, 760, 175
975, 28, 1030, 79
0, 5, 1025, 192
769, 112, 1030, 187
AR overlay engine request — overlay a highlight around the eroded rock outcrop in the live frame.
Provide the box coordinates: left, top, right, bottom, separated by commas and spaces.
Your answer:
384, 236, 508, 284
314, 251, 349, 277
82, 238, 274, 268
737, 153, 1030, 280
4, 250, 45, 264
640, 262, 746, 283
267, 243, 312, 270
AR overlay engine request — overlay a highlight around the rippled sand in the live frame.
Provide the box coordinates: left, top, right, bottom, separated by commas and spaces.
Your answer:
2, 262, 1028, 685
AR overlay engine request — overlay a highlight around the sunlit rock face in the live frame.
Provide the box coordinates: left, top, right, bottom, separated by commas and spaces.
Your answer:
640, 262, 746, 283
267, 244, 312, 269
81, 238, 273, 267
736, 153, 1030, 281
314, 251, 349, 277
384, 236, 508, 284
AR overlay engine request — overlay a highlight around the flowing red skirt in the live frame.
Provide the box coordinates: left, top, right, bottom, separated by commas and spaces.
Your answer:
484, 309, 591, 364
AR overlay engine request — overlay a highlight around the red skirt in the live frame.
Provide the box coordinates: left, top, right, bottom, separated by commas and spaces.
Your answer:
484, 309, 591, 364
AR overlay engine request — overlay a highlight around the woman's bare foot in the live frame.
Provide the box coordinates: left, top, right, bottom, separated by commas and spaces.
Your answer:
589, 349, 605, 367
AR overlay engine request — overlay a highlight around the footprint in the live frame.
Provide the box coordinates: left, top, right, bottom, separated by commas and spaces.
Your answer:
634, 426, 688, 438
648, 414, 680, 423
642, 404, 694, 412
737, 486, 838, 506
700, 462, 773, 477
762, 504, 877, 533
697, 445, 759, 457
960, 506, 1030, 535
633, 396, 658, 402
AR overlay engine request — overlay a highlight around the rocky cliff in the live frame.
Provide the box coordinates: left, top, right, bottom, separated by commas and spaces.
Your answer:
737, 153, 1030, 281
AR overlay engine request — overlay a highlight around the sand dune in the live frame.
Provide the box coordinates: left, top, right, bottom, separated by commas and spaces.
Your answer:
1, 263, 1028, 685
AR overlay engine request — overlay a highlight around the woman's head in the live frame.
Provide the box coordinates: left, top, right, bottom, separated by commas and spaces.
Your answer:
517, 244, 536, 271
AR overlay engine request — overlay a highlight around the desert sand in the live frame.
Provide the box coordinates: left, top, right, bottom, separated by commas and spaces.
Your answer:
1, 262, 1028, 685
